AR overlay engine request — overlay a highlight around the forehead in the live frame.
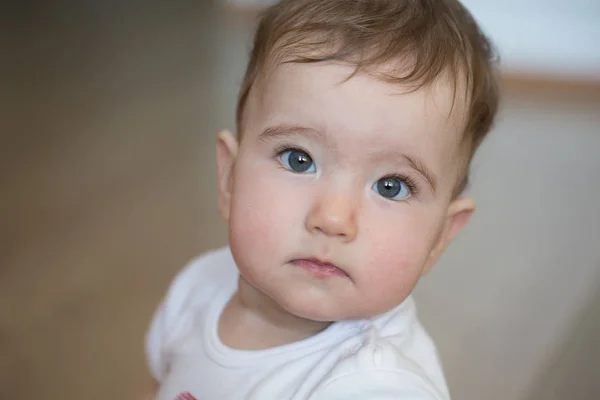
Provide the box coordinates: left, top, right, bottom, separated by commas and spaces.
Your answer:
245, 63, 466, 178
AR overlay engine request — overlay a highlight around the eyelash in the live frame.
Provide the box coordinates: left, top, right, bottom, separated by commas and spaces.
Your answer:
272, 144, 420, 197
380, 174, 420, 198
273, 144, 307, 158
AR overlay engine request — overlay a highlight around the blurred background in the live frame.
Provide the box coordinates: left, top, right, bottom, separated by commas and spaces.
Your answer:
1, 0, 599, 399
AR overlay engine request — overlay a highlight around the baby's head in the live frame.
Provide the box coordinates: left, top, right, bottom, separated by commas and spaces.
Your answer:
216, 0, 499, 322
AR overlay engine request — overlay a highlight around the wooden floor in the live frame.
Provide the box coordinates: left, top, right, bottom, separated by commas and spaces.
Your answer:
2, 3, 599, 400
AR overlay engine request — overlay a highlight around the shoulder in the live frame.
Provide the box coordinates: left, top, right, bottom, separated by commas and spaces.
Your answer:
174, 245, 236, 286
163, 246, 235, 307
311, 300, 450, 399
145, 245, 236, 380
313, 336, 449, 399
155, 246, 234, 315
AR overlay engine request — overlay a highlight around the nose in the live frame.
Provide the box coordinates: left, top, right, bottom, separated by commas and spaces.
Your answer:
305, 189, 358, 242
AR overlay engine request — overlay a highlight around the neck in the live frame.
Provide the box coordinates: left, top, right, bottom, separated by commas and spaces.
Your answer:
219, 276, 331, 350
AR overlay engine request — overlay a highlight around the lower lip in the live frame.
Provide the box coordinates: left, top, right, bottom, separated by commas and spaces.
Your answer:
291, 259, 348, 278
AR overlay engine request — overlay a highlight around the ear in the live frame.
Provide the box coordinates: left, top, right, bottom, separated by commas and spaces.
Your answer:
216, 130, 239, 222
422, 197, 475, 275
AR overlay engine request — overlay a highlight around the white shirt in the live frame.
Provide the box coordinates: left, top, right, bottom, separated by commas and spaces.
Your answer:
146, 246, 451, 400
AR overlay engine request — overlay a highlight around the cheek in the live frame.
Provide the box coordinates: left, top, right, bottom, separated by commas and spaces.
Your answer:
228, 161, 307, 267
361, 209, 442, 303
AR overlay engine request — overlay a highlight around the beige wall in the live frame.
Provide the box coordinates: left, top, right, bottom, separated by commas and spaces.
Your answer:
529, 288, 600, 400
412, 93, 600, 399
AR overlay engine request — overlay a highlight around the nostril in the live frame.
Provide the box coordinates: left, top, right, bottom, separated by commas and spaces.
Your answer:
305, 196, 358, 240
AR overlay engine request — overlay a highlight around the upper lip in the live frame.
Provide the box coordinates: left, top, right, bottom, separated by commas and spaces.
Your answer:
304, 257, 336, 267
292, 257, 348, 274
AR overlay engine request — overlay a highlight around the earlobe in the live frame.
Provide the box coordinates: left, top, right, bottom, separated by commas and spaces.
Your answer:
216, 130, 239, 222
422, 197, 476, 275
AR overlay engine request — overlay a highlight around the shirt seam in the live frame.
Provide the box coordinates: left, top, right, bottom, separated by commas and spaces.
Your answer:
313, 368, 443, 398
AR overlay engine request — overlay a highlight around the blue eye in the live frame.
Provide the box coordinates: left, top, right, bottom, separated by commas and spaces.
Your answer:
372, 177, 411, 200
279, 149, 316, 173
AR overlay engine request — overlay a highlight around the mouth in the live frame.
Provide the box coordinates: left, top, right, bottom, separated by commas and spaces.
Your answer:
290, 258, 349, 278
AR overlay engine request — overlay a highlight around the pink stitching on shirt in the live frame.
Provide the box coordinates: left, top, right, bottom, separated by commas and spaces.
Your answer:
174, 392, 197, 400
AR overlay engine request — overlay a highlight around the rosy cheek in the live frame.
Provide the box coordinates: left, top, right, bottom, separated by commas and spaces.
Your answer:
360, 245, 422, 311
364, 215, 435, 288
231, 190, 276, 252
229, 166, 301, 258
369, 241, 418, 280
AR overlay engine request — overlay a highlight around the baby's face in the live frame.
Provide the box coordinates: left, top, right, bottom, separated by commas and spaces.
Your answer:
217, 62, 474, 321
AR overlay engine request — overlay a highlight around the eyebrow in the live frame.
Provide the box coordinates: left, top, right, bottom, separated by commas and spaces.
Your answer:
370, 148, 437, 194
258, 124, 324, 143
258, 124, 437, 193
403, 154, 438, 194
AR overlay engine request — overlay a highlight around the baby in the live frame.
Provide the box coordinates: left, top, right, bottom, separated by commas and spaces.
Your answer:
145, 0, 499, 398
